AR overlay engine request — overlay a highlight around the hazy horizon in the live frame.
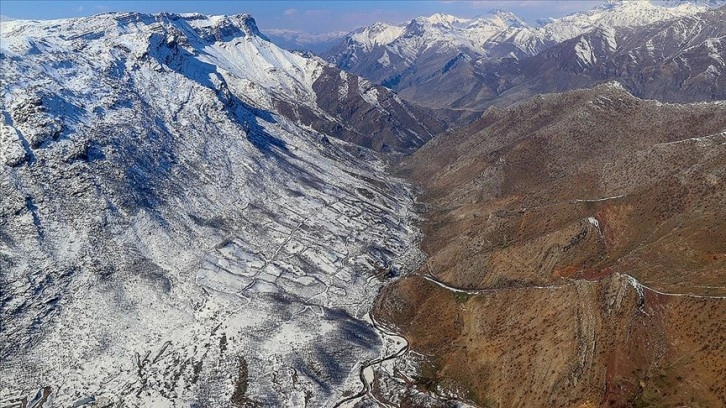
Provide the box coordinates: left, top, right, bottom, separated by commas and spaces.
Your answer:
1, 0, 618, 34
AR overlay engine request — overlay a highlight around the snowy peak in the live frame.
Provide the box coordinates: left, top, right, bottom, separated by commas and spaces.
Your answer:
421, 13, 463, 27
407, 11, 525, 36
344, 11, 528, 52
485, 9, 528, 28
566, 0, 709, 28
414, 11, 525, 30
330, 0, 713, 58
180, 13, 268, 42
1, 12, 441, 154
0, 12, 271, 52
328, 0, 712, 77
325, 0, 724, 111
125, 12, 270, 43
349, 22, 405, 50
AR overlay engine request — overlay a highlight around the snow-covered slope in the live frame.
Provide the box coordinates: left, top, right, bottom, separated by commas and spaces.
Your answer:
1, 12, 440, 154
327, 10, 527, 75
0, 12, 426, 407
531, 0, 709, 42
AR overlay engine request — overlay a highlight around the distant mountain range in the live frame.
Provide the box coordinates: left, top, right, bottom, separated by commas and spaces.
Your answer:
310, 1, 726, 112
263, 28, 348, 54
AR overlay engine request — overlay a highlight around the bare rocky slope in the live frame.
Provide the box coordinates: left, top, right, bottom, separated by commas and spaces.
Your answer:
374, 84, 726, 407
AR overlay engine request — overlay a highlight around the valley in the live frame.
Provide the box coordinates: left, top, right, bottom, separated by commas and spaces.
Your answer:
1, 1, 725, 407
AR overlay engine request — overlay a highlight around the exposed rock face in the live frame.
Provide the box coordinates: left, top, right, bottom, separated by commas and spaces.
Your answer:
309, 65, 443, 152
0, 12, 429, 406
374, 85, 726, 407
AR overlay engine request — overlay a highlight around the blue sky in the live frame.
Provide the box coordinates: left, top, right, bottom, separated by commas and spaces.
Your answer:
1, 1, 610, 33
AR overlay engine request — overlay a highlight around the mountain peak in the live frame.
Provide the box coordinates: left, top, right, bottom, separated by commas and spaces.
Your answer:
349, 22, 404, 49
423, 13, 462, 26
486, 8, 527, 27
52, 12, 271, 44
223, 13, 264, 37
180, 13, 269, 42
599, 0, 656, 10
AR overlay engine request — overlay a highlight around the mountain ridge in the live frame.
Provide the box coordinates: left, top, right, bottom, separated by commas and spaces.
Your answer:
2, 12, 445, 153
2, 4, 725, 408
323, 1, 724, 112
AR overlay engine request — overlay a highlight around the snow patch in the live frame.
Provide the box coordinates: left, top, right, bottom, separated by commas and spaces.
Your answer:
704, 38, 724, 66
378, 51, 391, 67
575, 37, 596, 66
358, 81, 380, 107
338, 70, 349, 101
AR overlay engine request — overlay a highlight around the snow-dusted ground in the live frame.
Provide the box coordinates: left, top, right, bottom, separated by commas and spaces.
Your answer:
0, 12, 425, 407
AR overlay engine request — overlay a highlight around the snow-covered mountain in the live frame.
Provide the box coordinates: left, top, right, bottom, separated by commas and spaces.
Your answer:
445, 4, 726, 110
518, 5, 726, 98
2, 12, 441, 155
325, 1, 721, 110
325, 10, 529, 89
0, 12, 430, 407
330, 1, 714, 65
264, 29, 348, 54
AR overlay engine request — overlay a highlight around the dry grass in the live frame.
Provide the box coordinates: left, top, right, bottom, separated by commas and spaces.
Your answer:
376, 86, 726, 407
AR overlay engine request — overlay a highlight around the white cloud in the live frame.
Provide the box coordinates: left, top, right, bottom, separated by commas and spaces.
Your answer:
283, 8, 298, 16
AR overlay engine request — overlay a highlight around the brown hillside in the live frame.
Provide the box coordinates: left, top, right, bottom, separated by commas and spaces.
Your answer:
375, 84, 726, 407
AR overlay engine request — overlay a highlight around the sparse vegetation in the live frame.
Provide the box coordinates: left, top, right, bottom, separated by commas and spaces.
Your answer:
453, 291, 471, 303
378, 86, 726, 407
